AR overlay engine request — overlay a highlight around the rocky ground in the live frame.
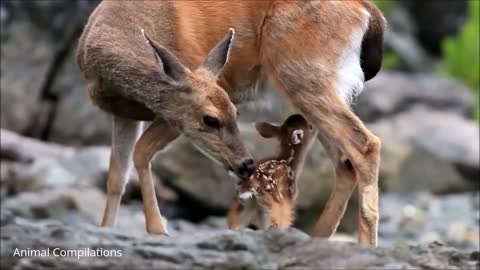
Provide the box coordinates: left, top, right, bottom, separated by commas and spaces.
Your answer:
1, 211, 479, 270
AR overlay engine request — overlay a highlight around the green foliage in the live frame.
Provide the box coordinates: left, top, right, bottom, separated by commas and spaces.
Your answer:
382, 52, 402, 70
371, 0, 396, 15
440, 0, 479, 120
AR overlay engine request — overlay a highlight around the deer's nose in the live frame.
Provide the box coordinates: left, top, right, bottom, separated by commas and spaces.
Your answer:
236, 159, 256, 179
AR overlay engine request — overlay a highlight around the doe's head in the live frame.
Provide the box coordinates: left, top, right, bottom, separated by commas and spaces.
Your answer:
254, 114, 318, 150
143, 28, 254, 179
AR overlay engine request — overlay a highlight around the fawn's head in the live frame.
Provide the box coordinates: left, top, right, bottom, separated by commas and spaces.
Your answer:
254, 114, 318, 155
143, 29, 254, 179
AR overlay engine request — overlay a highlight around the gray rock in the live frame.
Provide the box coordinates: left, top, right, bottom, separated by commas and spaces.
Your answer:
369, 119, 473, 193
379, 192, 479, 252
48, 51, 111, 146
0, 0, 99, 138
0, 130, 110, 193
2, 187, 105, 225
0, 18, 55, 135
371, 106, 479, 184
1, 218, 478, 269
356, 72, 476, 122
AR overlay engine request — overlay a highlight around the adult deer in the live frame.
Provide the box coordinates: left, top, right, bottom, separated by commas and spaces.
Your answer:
77, 0, 385, 246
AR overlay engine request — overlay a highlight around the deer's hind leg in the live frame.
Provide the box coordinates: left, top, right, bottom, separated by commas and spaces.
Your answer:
260, 5, 381, 245
102, 115, 143, 227
269, 76, 380, 245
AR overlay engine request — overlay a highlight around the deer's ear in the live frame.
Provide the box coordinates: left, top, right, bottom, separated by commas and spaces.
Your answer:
201, 28, 235, 77
142, 29, 187, 85
254, 122, 280, 138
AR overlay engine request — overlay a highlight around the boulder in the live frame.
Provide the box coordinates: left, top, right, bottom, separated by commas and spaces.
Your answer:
0, 0, 99, 138
356, 72, 476, 122
379, 192, 479, 251
2, 187, 106, 225
0, 10, 55, 135
1, 216, 478, 269
48, 51, 111, 146
1, 130, 109, 193
370, 106, 479, 185
0, 129, 175, 204
369, 119, 473, 194
0, 187, 149, 235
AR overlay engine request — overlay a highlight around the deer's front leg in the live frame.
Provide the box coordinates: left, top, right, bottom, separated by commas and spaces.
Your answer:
102, 116, 143, 227
133, 118, 179, 235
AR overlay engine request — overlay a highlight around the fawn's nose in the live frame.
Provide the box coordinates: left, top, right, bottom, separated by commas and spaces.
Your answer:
236, 159, 256, 179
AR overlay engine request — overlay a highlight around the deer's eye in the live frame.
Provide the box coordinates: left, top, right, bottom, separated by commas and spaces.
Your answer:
308, 124, 314, 131
203, 115, 221, 129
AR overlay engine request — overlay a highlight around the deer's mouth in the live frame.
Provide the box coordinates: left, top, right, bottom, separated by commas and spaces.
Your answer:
227, 167, 242, 181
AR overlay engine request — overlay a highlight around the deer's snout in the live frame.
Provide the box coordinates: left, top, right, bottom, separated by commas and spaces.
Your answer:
235, 159, 256, 179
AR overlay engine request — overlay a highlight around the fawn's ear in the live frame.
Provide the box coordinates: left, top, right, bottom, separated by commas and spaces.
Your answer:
142, 29, 187, 85
201, 28, 235, 77
254, 122, 280, 138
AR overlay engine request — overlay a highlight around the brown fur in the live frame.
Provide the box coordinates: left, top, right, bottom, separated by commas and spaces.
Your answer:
227, 114, 317, 229
78, 0, 385, 245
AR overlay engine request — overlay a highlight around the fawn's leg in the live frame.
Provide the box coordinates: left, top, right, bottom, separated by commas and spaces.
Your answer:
133, 118, 179, 235
102, 115, 143, 227
227, 199, 256, 230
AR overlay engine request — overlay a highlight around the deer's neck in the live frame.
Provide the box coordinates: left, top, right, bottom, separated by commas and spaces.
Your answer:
276, 145, 308, 179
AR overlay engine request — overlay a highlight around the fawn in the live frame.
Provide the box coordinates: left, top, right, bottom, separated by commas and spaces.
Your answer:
78, 1, 385, 245
228, 114, 318, 230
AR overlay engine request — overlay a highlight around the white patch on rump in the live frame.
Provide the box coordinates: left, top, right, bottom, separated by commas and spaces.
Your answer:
335, 12, 370, 104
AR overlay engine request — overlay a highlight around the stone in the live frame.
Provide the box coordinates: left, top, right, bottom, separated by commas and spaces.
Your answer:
0, 0, 99, 138
369, 120, 472, 193
0, 14, 55, 135
48, 51, 111, 146
0, 130, 110, 193
379, 192, 479, 251
1, 187, 105, 225
0, 129, 175, 204
356, 72, 476, 122
371, 106, 479, 184
1, 217, 478, 269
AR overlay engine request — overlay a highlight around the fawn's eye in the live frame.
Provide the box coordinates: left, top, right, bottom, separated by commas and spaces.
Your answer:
291, 129, 304, 144
308, 124, 314, 131
203, 115, 221, 129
